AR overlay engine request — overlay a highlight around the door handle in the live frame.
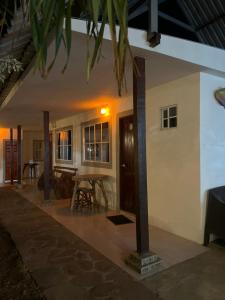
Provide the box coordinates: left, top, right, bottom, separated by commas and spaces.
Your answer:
121, 163, 126, 168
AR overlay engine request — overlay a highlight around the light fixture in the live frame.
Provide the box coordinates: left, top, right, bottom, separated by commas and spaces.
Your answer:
100, 106, 110, 116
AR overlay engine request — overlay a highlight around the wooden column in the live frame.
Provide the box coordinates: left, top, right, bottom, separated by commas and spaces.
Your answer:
126, 56, 160, 274
17, 125, 22, 185
43, 111, 50, 200
133, 56, 150, 255
10, 128, 13, 185
147, 0, 161, 47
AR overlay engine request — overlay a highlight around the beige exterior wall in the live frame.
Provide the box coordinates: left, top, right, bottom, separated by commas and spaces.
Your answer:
52, 96, 133, 208
147, 73, 201, 243
51, 73, 202, 242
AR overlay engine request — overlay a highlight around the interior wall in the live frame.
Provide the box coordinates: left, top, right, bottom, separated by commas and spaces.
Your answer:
200, 72, 225, 242
52, 72, 202, 243
0, 128, 17, 183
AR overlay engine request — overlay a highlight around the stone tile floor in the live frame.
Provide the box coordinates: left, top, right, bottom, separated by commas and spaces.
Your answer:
143, 244, 225, 300
0, 187, 160, 300
0, 224, 46, 299
16, 181, 207, 280
2, 186, 225, 299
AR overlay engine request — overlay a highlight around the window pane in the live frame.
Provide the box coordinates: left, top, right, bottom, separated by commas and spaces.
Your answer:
63, 131, 68, 145
102, 122, 109, 142
85, 144, 90, 160
60, 146, 63, 159
68, 145, 72, 160
85, 127, 89, 143
90, 143, 95, 160
163, 119, 168, 128
57, 146, 60, 159
90, 126, 94, 143
57, 133, 61, 145
169, 117, 177, 128
63, 146, 67, 160
68, 130, 72, 145
96, 143, 101, 161
102, 143, 109, 162
169, 106, 177, 117
95, 123, 101, 142
163, 109, 168, 118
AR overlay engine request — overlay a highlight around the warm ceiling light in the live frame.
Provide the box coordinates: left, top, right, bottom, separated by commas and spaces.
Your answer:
100, 106, 110, 116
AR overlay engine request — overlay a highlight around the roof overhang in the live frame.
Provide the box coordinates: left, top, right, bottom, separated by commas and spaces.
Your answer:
0, 19, 224, 130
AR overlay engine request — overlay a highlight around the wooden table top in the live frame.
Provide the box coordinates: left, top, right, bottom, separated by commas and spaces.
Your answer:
72, 174, 108, 181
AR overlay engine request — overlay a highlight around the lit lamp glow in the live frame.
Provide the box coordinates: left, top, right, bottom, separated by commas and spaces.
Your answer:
100, 106, 110, 116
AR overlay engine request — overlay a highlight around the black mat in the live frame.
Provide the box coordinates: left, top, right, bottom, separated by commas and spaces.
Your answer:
107, 214, 133, 225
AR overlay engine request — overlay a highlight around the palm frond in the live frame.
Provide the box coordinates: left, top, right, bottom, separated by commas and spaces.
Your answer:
0, 0, 132, 95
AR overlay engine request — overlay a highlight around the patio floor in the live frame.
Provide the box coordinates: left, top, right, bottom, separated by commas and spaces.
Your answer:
0, 187, 159, 300
2, 185, 225, 299
15, 181, 207, 279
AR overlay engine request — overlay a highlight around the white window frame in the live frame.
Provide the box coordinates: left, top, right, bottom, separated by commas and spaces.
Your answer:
55, 127, 73, 164
81, 118, 112, 168
161, 105, 177, 129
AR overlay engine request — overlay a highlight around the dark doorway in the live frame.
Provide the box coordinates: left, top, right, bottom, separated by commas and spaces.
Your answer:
4, 140, 18, 182
119, 115, 135, 213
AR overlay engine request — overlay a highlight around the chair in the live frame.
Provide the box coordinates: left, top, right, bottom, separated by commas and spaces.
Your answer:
204, 186, 225, 245
76, 187, 94, 208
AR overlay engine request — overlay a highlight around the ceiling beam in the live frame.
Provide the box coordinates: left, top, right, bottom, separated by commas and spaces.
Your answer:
128, 0, 139, 10
128, 0, 168, 11
159, 11, 195, 32
158, 0, 169, 5
128, 2, 148, 21
128, 2, 195, 33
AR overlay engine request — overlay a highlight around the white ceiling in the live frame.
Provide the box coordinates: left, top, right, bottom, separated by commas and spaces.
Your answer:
0, 31, 200, 130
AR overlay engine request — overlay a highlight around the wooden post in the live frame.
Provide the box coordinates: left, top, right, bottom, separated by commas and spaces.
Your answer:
133, 57, 150, 255
147, 0, 161, 47
125, 57, 160, 274
43, 111, 50, 200
10, 128, 13, 185
17, 125, 22, 185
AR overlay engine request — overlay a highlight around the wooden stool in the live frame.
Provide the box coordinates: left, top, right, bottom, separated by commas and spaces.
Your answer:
76, 187, 93, 208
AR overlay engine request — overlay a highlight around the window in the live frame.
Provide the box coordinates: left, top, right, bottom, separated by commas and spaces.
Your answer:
56, 127, 72, 162
161, 105, 177, 129
33, 140, 44, 161
82, 120, 111, 167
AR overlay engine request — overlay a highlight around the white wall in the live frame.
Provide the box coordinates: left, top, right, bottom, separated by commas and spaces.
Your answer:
52, 72, 203, 243
200, 73, 225, 242
147, 73, 201, 243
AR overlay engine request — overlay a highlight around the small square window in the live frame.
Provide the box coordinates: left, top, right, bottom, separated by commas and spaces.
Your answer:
161, 105, 177, 129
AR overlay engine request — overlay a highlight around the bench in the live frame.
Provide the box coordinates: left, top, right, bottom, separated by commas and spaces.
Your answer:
37, 166, 78, 199
53, 166, 78, 199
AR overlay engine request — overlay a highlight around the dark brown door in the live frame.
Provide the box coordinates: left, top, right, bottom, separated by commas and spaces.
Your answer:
5, 140, 18, 181
119, 115, 135, 213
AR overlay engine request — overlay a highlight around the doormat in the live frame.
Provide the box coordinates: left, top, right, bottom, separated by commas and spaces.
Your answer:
107, 214, 133, 225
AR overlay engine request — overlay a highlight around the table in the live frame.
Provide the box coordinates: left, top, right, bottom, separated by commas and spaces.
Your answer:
23, 163, 39, 178
70, 174, 109, 210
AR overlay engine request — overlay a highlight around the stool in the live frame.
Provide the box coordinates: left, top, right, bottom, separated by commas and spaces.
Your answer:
76, 187, 93, 208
